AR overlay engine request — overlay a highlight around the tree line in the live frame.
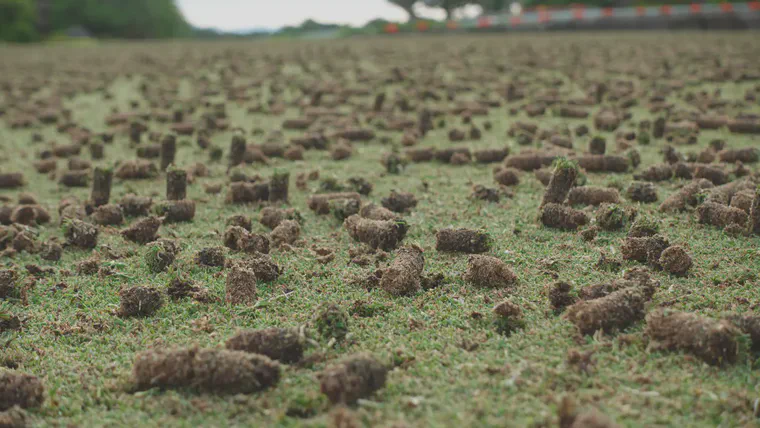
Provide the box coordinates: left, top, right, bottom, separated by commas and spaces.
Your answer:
1, 0, 190, 42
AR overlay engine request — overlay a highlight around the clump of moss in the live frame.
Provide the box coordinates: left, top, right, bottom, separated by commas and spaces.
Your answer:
314, 303, 349, 341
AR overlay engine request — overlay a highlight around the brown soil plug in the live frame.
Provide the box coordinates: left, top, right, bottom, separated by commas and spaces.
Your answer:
565, 287, 647, 335
645, 310, 739, 366
226, 328, 305, 363
320, 353, 388, 405
381, 191, 417, 213
541, 159, 578, 207
63, 219, 98, 249
121, 216, 161, 244
308, 192, 361, 215
132, 346, 280, 394
119, 194, 153, 217
359, 203, 397, 221
380, 245, 424, 296
270, 220, 301, 247
166, 167, 187, 200
568, 186, 620, 206
225, 266, 257, 305
90, 167, 113, 207
92, 204, 124, 226
658, 245, 692, 276
259, 207, 301, 229
344, 215, 407, 251
159, 134, 176, 171
621, 235, 670, 265
697, 202, 748, 229
435, 228, 492, 253
464, 255, 517, 289
118, 286, 163, 317
0, 372, 44, 411
268, 171, 289, 203
540, 203, 589, 231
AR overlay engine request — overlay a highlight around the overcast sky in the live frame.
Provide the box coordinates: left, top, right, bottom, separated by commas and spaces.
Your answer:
176, 0, 469, 31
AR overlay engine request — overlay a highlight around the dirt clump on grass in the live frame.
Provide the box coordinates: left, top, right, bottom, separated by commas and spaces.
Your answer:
645, 310, 739, 366
359, 203, 397, 221
118, 286, 163, 317
548, 282, 577, 314
154, 200, 195, 223
115, 160, 157, 180
226, 328, 305, 363
564, 287, 647, 335
0, 406, 28, 428
381, 191, 417, 213
621, 234, 670, 265
119, 194, 153, 217
308, 192, 361, 215
568, 186, 620, 206
132, 346, 280, 394
493, 167, 520, 186
270, 220, 301, 247
259, 207, 301, 230
0, 270, 17, 299
435, 228, 491, 253
541, 203, 589, 231
121, 216, 160, 244
92, 204, 124, 226
492, 299, 525, 335
345, 215, 407, 251
63, 219, 98, 249
541, 158, 578, 206
697, 202, 748, 229
225, 266, 257, 305
195, 247, 226, 267
626, 181, 658, 203
229, 254, 282, 282
658, 246, 692, 276
0, 372, 44, 411
464, 255, 516, 289
319, 353, 388, 405
380, 245, 424, 296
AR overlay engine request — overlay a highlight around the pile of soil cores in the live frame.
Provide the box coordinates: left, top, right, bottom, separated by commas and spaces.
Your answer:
645, 310, 739, 365
697, 202, 748, 229
435, 228, 491, 253
565, 287, 648, 335
132, 346, 280, 394
0, 372, 44, 411
380, 245, 424, 296
226, 328, 304, 363
621, 235, 670, 266
464, 255, 517, 289
344, 215, 407, 251
319, 353, 388, 404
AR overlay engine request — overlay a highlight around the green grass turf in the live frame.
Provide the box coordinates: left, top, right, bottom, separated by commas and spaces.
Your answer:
1, 32, 759, 427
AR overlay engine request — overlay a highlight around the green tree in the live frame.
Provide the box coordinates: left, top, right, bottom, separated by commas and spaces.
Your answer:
434, 0, 472, 20
478, 0, 508, 13
389, 0, 419, 21
0, 0, 38, 42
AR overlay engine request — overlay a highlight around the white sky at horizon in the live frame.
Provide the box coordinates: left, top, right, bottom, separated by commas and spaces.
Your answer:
176, 0, 483, 31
